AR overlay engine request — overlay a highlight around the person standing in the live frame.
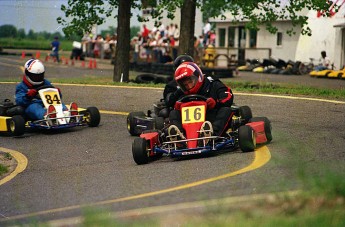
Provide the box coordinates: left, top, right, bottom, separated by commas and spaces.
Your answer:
50, 36, 60, 62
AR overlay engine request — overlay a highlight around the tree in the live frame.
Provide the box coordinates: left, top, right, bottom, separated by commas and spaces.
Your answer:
0, 24, 17, 38
57, 0, 334, 82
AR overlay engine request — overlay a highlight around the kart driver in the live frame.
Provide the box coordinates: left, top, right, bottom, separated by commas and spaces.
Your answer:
163, 54, 195, 108
167, 61, 234, 141
15, 59, 75, 122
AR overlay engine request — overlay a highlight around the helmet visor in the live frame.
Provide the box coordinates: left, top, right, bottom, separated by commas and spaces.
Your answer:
177, 75, 198, 92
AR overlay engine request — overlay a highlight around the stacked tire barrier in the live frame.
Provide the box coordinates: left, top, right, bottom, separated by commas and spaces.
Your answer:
130, 62, 233, 84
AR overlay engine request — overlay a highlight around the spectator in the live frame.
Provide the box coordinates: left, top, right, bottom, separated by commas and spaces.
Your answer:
141, 24, 150, 41
314, 51, 332, 71
203, 20, 211, 45
93, 34, 104, 58
131, 37, 140, 64
50, 36, 60, 62
103, 34, 112, 59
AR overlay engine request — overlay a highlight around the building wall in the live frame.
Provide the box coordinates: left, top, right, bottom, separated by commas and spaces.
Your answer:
257, 21, 301, 62
295, 8, 345, 69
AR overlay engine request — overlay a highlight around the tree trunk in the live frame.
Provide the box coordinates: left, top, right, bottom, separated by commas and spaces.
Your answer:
178, 0, 196, 58
113, 0, 131, 82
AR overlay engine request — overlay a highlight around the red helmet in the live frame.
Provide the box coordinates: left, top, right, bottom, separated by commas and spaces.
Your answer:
174, 62, 204, 94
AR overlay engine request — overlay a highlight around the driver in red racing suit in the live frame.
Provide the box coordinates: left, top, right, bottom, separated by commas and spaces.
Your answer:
166, 61, 234, 141
15, 59, 68, 121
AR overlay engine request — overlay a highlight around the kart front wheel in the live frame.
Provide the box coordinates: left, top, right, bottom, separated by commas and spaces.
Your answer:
132, 137, 149, 165
10, 115, 26, 136
127, 111, 146, 136
85, 107, 101, 127
238, 125, 256, 152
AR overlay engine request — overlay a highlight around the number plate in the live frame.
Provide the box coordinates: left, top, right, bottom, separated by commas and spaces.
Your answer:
181, 105, 205, 124
39, 89, 62, 107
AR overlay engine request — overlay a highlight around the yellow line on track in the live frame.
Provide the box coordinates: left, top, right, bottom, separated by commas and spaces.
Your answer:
0, 148, 28, 186
1, 146, 270, 221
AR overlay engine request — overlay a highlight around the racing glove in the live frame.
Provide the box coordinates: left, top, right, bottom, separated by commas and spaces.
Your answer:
26, 89, 37, 98
206, 98, 216, 109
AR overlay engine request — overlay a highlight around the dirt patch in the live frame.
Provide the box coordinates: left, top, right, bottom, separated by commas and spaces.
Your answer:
0, 151, 17, 180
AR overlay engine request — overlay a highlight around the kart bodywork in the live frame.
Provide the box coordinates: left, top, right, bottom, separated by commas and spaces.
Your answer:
130, 95, 272, 165
0, 87, 101, 136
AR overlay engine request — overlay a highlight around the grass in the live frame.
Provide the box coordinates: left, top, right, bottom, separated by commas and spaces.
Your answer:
0, 38, 74, 51
2, 76, 343, 100
0, 152, 12, 176
51, 78, 345, 101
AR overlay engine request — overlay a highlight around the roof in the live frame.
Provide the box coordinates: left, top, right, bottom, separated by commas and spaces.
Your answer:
333, 23, 345, 28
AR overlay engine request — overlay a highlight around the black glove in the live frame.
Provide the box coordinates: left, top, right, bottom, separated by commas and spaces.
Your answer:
173, 88, 184, 98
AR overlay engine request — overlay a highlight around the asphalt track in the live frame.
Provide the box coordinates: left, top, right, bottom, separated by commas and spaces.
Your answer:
0, 56, 344, 224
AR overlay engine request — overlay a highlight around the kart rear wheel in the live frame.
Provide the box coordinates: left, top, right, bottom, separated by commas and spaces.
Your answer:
10, 115, 25, 136
132, 137, 149, 165
127, 111, 146, 136
85, 107, 101, 127
249, 117, 272, 142
238, 125, 256, 152
239, 106, 252, 124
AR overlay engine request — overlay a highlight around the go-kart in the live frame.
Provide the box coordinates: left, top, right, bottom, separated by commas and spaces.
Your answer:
127, 99, 169, 136
131, 95, 272, 165
0, 85, 101, 137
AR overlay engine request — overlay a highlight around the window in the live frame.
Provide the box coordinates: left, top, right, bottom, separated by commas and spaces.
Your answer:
219, 28, 226, 47
249, 30, 257, 48
277, 32, 283, 46
228, 27, 235, 47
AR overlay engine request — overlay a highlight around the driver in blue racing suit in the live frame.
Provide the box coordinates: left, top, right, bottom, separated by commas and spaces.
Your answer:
15, 59, 69, 121
166, 61, 234, 141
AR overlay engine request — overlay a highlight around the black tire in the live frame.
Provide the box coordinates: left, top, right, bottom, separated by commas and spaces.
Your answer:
249, 117, 272, 142
239, 106, 253, 124
85, 107, 101, 127
238, 125, 256, 152
127, 111, 146, 136
135, 73, 157, 84
154, 116, 165, 130
132, 137, 149, 165
10, 115, 26, 136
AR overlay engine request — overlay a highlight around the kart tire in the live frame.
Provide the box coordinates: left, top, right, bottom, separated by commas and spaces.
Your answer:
239, 106, 253, 124
132, 137, 149, 165
154, 116, 165, 130
127, 111, 146, 136
249, 117, 272, 142
135, 74, 157, 84
10, 115, 25, 136
85, 107, 101, 127
238, 125, 256, 152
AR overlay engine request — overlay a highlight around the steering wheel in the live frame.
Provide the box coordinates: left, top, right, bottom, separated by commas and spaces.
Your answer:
178, 94, 207, 103
35, 85, 55, 91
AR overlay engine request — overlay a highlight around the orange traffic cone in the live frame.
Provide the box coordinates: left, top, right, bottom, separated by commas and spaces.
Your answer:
71, 59, 75, 66
21, 51, 26, 59
88, 59, 93, 69
81, 60, 85, 68
93, 59, 97, 68
65, 58, 69, 65
45, 55, 50, 62
35, 51, 41, 59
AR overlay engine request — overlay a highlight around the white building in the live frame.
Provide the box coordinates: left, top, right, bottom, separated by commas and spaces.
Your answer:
210, 2, 345, 69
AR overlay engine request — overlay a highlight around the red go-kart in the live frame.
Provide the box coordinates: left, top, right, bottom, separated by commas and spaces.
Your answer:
132, 95, 272, 165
